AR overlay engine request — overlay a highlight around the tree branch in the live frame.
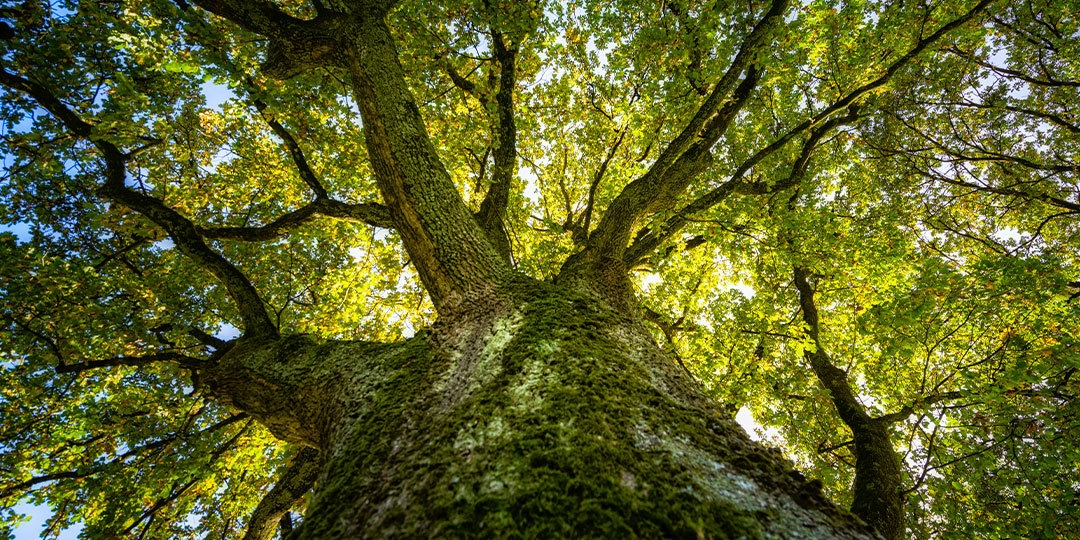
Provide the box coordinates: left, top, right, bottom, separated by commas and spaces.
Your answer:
5, 315, 65, 363
945, 45, 1080, 88
474, 30, 518, 262
0, 413, 247, 500
317, 199, 395, 228
817, 439, 855, 454
623, 0, 992, 266
576, 127, 628, 246
243, 447, 321, 540
249, 93, 329, 199
881, 122, 1080, 213
937, 97, 1080, 134
189, 0, 313, 37
793, 266, 905, 539
188, 327, 229, 350
793, 267, 871, 428
579, 0, 790, 263
124, 421, 251, 537
343, 15, 512, 311
443, 61, 487, 104
0, 68, 279, 338
625, 106, 859, 266
54, 352, 206, 374
876, 391, 966, 424
736, 111, 857, 195
197, 199, 393, 241
92, 234, 151, 272
879, 363, 1077, 425
0, 470, 91, 500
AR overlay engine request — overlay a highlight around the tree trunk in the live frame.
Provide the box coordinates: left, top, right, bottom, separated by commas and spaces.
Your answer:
206, 279, 879, 538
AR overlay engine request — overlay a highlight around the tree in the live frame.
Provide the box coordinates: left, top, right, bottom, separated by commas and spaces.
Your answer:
1, 0, 1077, 537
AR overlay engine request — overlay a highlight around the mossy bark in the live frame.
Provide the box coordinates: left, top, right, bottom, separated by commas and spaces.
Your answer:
210, 279, 879, 539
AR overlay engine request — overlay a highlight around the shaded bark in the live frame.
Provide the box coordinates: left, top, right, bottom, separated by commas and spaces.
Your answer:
473, 30, 518, 263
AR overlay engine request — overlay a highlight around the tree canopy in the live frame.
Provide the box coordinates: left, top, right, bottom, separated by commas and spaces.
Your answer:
1, 0, 1078, 537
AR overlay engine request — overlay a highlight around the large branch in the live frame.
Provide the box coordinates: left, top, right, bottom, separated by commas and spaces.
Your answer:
102, 182, 280, 338
793, 267, 873, 428
624, 106, 858, 266
0, 69, 279, 339
474, 31, 517, 262
793, 267, 904, 539
875, 391, 966, 424
746, 0, 995, 162
342, 15, 512, 311
183, 0, 511, 311
580, 0, 790, 262
444, 61, 486, 102
624, 1, 992, 266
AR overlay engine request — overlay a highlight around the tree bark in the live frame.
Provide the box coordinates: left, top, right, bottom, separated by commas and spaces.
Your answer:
207, 279, 879, 538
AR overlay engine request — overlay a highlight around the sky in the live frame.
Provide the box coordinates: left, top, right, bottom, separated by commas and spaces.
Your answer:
10, 503, 81, 540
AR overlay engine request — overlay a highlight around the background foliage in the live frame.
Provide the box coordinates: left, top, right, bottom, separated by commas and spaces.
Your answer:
1, 0, 1077, 537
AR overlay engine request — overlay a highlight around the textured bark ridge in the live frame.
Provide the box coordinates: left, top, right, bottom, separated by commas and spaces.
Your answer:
214, 279, 879, 538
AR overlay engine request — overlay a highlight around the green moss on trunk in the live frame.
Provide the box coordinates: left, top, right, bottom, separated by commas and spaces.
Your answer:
270, 280, 877, 539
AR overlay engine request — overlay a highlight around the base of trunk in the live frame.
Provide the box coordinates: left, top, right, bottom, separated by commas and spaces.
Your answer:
275, 281, 877, 538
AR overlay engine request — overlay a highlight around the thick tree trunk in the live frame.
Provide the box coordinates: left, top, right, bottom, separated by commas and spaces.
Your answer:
207, 279, 879, 538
